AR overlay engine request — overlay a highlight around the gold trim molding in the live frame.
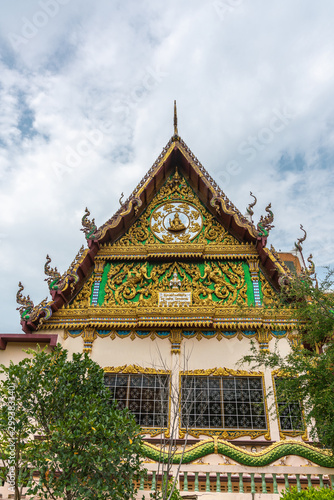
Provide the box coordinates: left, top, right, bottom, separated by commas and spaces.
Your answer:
103, 364, 171, 438
179, 368, 271, 441
104, 364, 170, 375
40, 304, 298, 331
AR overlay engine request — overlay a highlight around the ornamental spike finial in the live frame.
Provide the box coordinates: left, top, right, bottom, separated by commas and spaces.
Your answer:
172, 100, 180, 141
174, 100, 178, 136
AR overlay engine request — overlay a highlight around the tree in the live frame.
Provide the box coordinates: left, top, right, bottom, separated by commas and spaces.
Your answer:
242, 267, 334, 452
147, 347, 195, 500
0, 369, 36, 500
0, 345, 144, 500
280, 486, 334, 499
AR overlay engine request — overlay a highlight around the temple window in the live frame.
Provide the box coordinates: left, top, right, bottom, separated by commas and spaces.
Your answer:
104, 373, 169, 427
274, 377, 304, 432
180, 376, 267, 430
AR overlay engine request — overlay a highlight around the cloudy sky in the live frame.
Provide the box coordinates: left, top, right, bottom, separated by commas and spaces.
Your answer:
1, 0, 334, 332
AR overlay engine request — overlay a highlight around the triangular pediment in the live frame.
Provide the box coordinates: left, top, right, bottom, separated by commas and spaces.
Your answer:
20, 135, 292, 334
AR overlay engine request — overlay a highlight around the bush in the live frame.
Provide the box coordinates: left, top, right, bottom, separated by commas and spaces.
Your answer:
280, 487, 334, 499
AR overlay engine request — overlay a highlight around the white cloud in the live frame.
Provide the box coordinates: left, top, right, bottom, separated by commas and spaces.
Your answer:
1, 0, 334, 331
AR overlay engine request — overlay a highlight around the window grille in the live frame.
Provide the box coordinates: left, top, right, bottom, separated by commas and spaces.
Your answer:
104, 373, 169, 427
274, 377, 303, 431
181, 376, 266, 429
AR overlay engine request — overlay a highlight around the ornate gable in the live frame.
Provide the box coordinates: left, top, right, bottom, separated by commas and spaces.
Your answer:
19, 126, 292, 334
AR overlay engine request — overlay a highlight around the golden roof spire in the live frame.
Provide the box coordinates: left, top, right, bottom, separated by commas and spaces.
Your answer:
172, 100, 180, 141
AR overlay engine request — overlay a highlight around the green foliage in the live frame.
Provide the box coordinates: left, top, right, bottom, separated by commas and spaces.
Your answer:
150, 478, 183, 500
241, 268, 334, 452
280, 487, 334, 499
0, 344, 144, 500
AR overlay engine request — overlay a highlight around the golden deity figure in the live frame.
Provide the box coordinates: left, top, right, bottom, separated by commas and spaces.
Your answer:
168, 211, 186, 232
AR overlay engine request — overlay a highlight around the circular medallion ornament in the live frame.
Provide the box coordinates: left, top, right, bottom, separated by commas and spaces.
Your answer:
150, 202, 203, 242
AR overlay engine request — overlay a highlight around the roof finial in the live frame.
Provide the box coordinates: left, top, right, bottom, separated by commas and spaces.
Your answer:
172, 100, 180, 141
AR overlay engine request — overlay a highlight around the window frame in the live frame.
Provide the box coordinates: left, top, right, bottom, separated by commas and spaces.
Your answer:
179, 368, 270, 440
272, 370, 307, 440
104, 364, 171, 437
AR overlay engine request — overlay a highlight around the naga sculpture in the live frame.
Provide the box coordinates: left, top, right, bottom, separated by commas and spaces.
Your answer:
257, 203, 274, 237
246, 191, 257, 222
44, 254, 61, 289
81, 207, 97, 239
295, 224, 307, 253
16, 282, 52, 323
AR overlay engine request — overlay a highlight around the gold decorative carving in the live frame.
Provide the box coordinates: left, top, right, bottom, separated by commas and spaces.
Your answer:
68, 274, 95, 309
94, 260, 105, 278
256, 329, 272, 350
104, 364, 170, 375
40, 304, 298, 331
97, 242, 258, 259
82, 327, 97, 353
112, 170, 240, 249
181, 367, 263, 377
248, 259, 259, 281
179, 428, 270, 440
169, 329, 183, 354
259, 272, 279, 306
150, 201, 203, 242
102, 260, 248, 309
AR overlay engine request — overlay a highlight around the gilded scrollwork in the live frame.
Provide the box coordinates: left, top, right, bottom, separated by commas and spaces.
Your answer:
179, 428, 270, 440
181, 367, 263, 377
102, 260, 248, 308
112, 170, 239, 248
68, 274, 95, 309
104, 364, 170, 375
259, 272, 279, 306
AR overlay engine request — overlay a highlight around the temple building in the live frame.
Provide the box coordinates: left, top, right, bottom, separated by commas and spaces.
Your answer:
1, 107, 334, 499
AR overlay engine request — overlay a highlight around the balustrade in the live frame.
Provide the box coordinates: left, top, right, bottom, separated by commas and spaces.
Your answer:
137, 464, 333, 497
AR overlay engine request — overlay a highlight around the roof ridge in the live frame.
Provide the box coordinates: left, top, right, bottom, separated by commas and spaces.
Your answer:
96, 138, 173, 235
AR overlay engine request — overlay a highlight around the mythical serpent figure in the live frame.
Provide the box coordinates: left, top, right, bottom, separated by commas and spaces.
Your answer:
52, 245, 85, 293
81, 207, 97, 239
257, 203, 274, 237
44, 254, 61, 289
141, 438, 334, 468
295, 224, 307, 253
16, 282, 34, 319
246, 191, 257, 222
16, 282, 52, 323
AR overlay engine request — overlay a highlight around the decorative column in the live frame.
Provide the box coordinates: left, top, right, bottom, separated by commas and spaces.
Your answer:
169, 328, 183, 354
82, 327, 97, 354
91, 260, 105, 305
248, 259, 261, 306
